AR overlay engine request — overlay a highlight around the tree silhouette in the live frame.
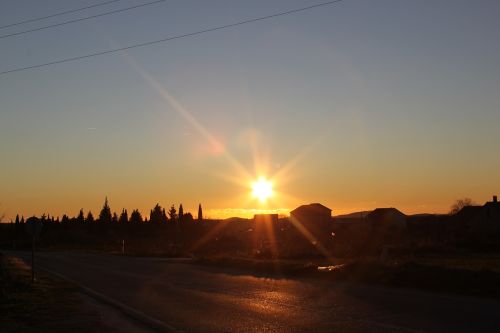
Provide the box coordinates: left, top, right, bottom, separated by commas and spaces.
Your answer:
150, 204, 165, 224
162, 208, 167, 223
130, 209, 143, 223
14, 214, 20, 247
119, 209, 128, 223
77, 209, 85, 223
26, 216, 40, 227
449, 198, 476, 215
184, 212, 194, 223
99, 197, 112, 223
86, 211, 94, 223
61, 214, 69, 223
168, 205, 177, 222
179, 204, 184, 222
112, 212, 118, 223
198, 204, 203, 222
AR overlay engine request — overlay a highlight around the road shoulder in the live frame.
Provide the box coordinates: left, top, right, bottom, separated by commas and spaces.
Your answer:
0, 252, 154, 333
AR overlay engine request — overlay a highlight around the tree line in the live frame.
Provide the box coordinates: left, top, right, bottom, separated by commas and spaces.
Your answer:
12, 197, 204, 225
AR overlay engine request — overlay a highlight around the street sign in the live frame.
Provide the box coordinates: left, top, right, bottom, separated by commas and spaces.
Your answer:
24, 217, 42, 283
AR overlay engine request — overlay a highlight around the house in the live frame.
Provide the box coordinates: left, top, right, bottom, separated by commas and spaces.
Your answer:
367, 208, 407, 230
457, 196, 500, 234
452, 205, 482, 229
288, 203, 334, 252
289, 203, 333, 237
481, 196, 500, 221
290, 203, 332, 224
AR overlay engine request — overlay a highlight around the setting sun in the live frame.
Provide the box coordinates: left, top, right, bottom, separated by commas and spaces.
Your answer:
251, 177, 273, 203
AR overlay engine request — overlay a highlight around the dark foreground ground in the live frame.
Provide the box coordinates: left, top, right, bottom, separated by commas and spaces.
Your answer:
4, 251, 500, 333
0, 253, 155, 333
194, 254, 500, 299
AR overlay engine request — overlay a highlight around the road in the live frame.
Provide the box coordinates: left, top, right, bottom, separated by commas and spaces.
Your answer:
8, 251, 500, 333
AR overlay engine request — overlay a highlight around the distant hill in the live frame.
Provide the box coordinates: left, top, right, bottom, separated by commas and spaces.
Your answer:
334, 211, 372, 219
409, 213, 446, 217
223, 217, 251, 223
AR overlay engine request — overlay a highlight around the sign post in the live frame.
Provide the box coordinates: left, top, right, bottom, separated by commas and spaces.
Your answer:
25, 218, 42, 283
31, 235, 35, 282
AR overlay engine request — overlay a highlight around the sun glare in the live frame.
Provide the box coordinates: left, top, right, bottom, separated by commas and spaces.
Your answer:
251, 177, 273, 203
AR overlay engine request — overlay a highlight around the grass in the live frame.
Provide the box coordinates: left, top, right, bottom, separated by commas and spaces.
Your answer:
408, 254, 500, 273
322, 259, 500, 298
193, 255, 500, 299
193, 255, 350, 276
0, 253, 117, 333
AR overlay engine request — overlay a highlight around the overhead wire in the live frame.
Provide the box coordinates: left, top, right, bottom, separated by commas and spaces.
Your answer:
0, 0, 122, 30
0, 0, 168, 40
0, 0, 344, 76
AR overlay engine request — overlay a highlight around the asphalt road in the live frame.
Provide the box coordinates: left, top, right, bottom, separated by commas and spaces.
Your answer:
8, 251, 500, 333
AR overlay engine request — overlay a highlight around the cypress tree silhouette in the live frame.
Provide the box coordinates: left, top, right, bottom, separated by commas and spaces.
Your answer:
112, 212, 118, 223
162, 208, 167, 223
198, 204, 203, 222
99, 197, 112, 223
77, 209, 85, 223
14, 214, 20, 248
179, 204, 184, 222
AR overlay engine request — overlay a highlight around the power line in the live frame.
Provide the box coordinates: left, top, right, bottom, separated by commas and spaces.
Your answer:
0, 0, 344, 77
0, 0, 168, 40
0, 0, 123, 30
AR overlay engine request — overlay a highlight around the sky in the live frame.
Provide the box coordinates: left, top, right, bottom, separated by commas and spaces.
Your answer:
1, 0, 499, 220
